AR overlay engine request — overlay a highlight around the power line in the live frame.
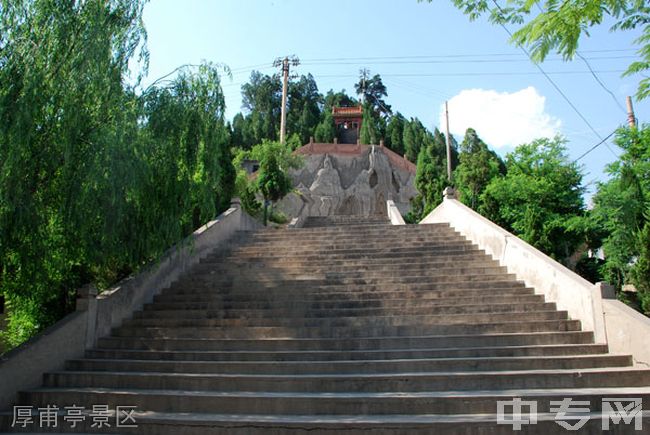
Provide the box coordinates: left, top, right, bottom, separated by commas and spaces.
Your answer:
301, 49, 635, 63
490, 0, 618, 159
576, 52, 628, 115
301, 55, 636, 67
532, 1, 627, 115
312, 70, 624, 78
574, 130, 618, 162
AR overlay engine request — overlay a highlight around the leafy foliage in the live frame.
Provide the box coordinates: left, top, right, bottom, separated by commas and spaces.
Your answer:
0, 1, 234, 348
255, 142, 294, 203
591, 125, 650, 310
233, 140, 302, 218
385, 113, 407, 155
232, 72, 323, 149
408, 126, 457, 221
314, 109, 336, 143
480, 137, 587, 261
437, 0, 650, 99
360, 104, 380, 145
454, 128, 505, 210
355, 71, 392, 118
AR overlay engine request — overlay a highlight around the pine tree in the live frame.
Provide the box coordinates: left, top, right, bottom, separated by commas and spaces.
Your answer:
314, 109, 336, 143
454, 128, 505, 210
359, 104, 378, 145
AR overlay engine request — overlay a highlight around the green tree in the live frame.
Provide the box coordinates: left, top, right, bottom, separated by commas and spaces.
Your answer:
355, 71, 392, 118
403, 121, 419, 162
385, 113, 406, 154
287, 74, 322, 145
314, 109, 336, 143
454, 128, 505, 210
0, 0, 148, 346
360, 104, 379, 144
413, 145, 448, 218
141, 63, 235, 232
254, 141, 295, 224
240, 71, 282, 146
323, 89, 357, 111
480, 137, 587, 262
403, 118, 434, 162
231, 113, 249, 149
0, 1, 236, 348
631, 219, 650, 314
407, 126, 456, 222
591, 125, 650, 311
437, 0, 650, 98
233, 139, 303, 220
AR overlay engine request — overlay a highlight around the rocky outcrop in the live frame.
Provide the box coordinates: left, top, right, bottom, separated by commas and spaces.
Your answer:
277, 145, 417, 219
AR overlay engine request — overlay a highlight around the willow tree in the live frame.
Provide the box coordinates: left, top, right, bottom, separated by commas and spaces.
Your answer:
0, 0, 149, 346
0, 1, 235, 348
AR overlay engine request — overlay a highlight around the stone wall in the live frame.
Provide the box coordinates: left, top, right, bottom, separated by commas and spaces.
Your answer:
279, 145, 417, 219
0, 202, 262, 410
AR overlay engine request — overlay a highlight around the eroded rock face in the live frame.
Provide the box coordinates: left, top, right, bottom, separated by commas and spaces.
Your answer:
278, 146, 417, 219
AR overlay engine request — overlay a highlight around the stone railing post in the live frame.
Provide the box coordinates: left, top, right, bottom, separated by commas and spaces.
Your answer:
230, 197, 241, 209
443, 186, 457, 200
76, 283, 98, 349
596, 282, 616, 299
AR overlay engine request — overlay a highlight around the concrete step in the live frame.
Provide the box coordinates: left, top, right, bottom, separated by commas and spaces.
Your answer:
207, 246, 484, 261
188, 266, 511, 282
85, 343, 610, 362
172, 275, 521, 293
126, 304, 556, 326
247, 222, 451, 236
44, 367, 650, 393
64, 354, 632, 375
18, 387, 650, 415
111, 319, 582, 339
122, 310, 568, 329
136, 302, 558, 319
231, 237, 471, 250
157, 285, 535, 304
195, 258, 501, 272
2, 409, 647, 434
166, 278, 529, 295
246, 224, 452, 235
241, 236, 467, 246
96, 331, 597, 352
148, 293, 545, 310
202, 255, 499, 271
302, 216, 389, 228
223, 242, 475, 256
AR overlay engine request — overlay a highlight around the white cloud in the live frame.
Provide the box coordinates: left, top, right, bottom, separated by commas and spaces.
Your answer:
440, 87, 561, 149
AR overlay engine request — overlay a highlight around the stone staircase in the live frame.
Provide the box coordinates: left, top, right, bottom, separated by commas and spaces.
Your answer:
301, 215, 389, 228
2, 217, 650, 433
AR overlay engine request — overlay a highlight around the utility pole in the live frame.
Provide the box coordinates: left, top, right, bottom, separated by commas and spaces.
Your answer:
274, 55, 300, 144
359, 68, 369, 105
445, 101, 452, 182
626, 96, 637, 128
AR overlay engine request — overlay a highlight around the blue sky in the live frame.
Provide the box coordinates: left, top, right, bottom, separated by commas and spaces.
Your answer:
141, 0, 648, 201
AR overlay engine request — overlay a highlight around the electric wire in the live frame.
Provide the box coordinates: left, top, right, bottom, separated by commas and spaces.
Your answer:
490, 0, 619, 159
574, 130, 618, 162
533, 1, 627, 115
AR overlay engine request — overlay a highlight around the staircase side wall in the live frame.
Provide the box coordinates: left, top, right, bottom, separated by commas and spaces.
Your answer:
602, 299, 650, 367
0, 203, 261, 410
422, 197, 607, 344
